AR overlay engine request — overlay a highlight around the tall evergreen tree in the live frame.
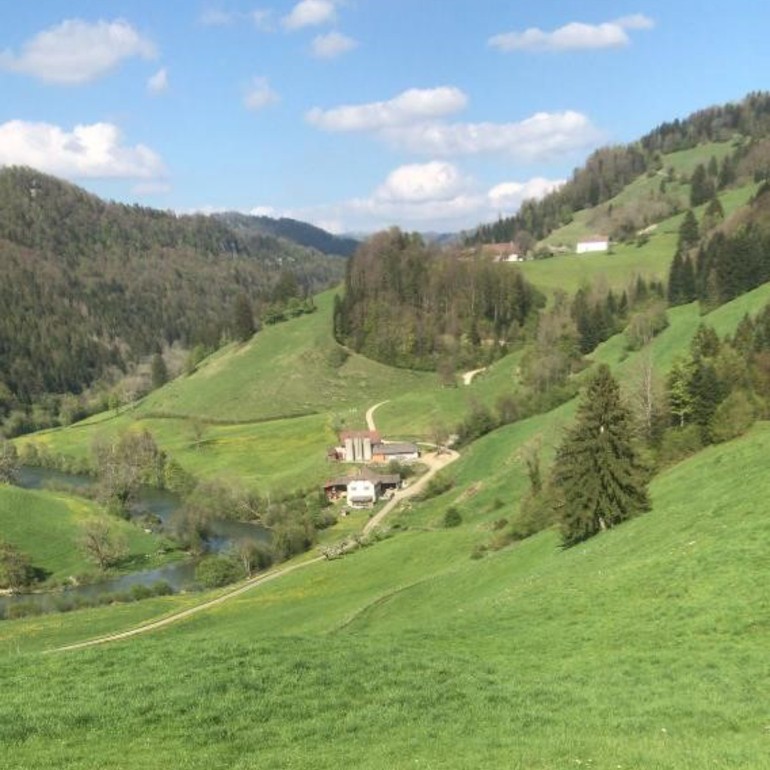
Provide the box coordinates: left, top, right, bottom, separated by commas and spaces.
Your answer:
678, 209, 700, 252
233, 293, 256, 342
552, 365, 650, 546
150, 353, 168, 390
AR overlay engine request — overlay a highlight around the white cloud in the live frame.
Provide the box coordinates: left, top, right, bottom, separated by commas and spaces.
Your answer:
0, 18, 156, 84
0, 120, 165, 179
249, 205, 280, 217
243, 76, 279, 111
147, 67, 168, 94
311, 31, 357, 59
384, 110, 603, 161
489, 14, 654, 52
199, 8, 273, 30
488, 178, 565, 211
283, 0, 336, 30
307, 86, 468, 131
374, 162, 466, 203
216, 168, 564, 234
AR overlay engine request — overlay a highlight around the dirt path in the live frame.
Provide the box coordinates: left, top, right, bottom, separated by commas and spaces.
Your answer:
363, 446, 459, 534
49, 400, 457, 652
48, 557, 323, 653
365, 400, 389, 432
462, 367, 486, 385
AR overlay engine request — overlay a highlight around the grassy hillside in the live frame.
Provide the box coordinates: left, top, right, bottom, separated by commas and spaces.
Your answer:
0, 485, 174, 585
521, 177, 758, 297
1, 421, 767, 769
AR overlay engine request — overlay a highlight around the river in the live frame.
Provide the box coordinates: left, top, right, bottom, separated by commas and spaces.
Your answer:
0, 467, 269, 615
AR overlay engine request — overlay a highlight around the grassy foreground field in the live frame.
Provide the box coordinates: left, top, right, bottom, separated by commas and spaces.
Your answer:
1, 421, 768, 769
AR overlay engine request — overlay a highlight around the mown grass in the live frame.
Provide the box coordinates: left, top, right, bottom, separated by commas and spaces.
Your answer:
1, 423, 767, 769
0, 485, 174, 584
138, 290, 436, 423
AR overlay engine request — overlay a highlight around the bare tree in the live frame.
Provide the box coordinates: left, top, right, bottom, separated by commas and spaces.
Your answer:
628, 346, 664, 443
78, 518, 128, 571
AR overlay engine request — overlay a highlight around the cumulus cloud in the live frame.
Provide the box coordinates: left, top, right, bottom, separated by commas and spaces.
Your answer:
147, 67, 168, 94
0, 120, 165, 179
307, 86, 468, 131
311, 31, 357, 59
283, 0, 336, 30
489, 14, 654, 52
218, 168, 564, 234
0, 18, 156, 84
488, 178, 565, 210
374, 162, 466, 203
385, 110, 603, 161
243, 76, 279, 111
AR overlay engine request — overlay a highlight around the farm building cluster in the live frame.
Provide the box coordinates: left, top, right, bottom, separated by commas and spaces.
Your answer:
323, 430, 421, 508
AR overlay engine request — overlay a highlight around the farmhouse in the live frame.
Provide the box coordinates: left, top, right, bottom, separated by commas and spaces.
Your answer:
576, 235, 610, 254
323, 468, 401, 507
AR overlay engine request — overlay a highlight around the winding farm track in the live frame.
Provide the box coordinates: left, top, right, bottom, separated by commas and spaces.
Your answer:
365, 400, 389, 432
48, 558, 323, 653
49, 400, 459, 652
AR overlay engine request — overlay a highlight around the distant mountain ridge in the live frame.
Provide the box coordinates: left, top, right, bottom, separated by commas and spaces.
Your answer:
216, 212, 360, 257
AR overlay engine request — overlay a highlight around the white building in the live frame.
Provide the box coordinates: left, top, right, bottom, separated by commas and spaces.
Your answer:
576, 236, 609, 254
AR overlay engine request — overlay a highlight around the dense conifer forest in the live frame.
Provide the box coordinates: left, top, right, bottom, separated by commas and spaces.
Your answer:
0, 167, 344, 431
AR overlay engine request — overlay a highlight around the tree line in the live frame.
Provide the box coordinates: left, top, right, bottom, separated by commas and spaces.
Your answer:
333, 228, 543, 372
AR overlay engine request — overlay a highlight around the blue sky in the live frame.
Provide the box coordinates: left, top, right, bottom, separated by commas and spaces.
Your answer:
1, 1, 767, 234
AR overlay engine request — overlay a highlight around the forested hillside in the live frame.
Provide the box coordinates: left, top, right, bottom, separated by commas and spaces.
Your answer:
216, 212, 359, 257
0, 168, 344, 431
333, 228, 543, 371
469, 91, 770, 247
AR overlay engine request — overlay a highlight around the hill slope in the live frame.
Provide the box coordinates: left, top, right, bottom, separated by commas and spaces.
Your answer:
0, 167, 344, 411
2, 420, 767, 769
216, 211, 359, 257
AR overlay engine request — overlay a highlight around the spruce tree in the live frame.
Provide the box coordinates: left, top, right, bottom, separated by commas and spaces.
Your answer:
233, 293, 256, 342
552, 364, 650, 546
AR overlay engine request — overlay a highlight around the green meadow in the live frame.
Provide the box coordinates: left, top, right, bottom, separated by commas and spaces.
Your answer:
1, 421, 767, 769
0, 484, 175, 585
4, 210, 770, 767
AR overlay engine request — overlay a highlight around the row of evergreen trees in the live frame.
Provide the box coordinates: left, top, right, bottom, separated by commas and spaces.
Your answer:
669, 185, 770, 310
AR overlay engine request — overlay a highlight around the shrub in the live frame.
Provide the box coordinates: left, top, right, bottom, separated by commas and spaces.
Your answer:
656, 424, 703, 467
709, 390, 756, 443
195, 555, 245, 589
443, 506, 462, 528
418, 473, 454, 501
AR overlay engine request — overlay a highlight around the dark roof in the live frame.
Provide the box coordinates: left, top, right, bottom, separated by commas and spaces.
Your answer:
373, 442, 419, 455
323, 468, 400, 489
